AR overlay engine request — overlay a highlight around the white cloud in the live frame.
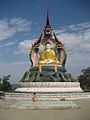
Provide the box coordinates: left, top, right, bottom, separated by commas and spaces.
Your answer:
10, 17, 32, 32
62, 22, 90, 32
0, 17, 32, 41
55, 22, 90, 75
14, 39, 36, 54
56, 22, 90, 54
0, 41, 17, 48
0, 20, 15, 41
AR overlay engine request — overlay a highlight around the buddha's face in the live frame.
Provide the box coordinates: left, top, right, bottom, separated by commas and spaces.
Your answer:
45, 43, 51, 50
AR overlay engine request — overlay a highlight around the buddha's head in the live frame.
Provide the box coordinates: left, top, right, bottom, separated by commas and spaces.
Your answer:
45, 42, 51, 50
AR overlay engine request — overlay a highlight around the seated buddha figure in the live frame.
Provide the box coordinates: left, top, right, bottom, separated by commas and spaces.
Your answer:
39, 42, 60, 65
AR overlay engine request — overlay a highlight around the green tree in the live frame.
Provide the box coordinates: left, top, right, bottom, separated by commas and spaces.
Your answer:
0, 75, 12, 92
0, 78, 2, 90
78, 67, 90, 91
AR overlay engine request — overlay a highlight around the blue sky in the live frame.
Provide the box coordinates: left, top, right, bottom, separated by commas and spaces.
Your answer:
0, 0, 90, 83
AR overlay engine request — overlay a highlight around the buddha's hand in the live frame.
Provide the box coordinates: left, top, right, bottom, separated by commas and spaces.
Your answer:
45, 59, 53, 63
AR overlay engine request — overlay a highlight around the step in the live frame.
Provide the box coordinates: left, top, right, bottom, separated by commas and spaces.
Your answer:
5, 92, 90, 100
9, 100, 77, 109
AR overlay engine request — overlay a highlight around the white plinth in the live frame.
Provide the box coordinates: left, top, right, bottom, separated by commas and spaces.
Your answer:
15, 82, 82, 93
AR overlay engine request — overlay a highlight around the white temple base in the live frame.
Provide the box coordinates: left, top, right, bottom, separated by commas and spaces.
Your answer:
16, 87, 82, 93
15, 82, 82, 93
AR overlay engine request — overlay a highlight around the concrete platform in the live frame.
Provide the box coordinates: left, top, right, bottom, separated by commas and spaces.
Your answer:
15, 82, 82, 93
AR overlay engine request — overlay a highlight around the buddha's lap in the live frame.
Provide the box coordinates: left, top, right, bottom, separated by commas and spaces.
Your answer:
39, 59, 60, 64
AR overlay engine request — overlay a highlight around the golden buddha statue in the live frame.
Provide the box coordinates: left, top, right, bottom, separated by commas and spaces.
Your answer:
39, 42, 60, 65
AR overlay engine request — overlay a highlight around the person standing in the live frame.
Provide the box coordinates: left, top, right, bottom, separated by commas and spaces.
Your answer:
32, 93, 37, 102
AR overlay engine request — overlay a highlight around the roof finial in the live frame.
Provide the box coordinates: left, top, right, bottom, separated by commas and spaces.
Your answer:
45, 10, 51, 28
44, 10, 52, 37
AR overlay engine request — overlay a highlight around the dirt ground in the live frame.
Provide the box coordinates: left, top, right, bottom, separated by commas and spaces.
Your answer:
0, 98, 90, 120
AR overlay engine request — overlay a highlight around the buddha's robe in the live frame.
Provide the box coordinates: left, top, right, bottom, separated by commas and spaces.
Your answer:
39, 49, 60, 65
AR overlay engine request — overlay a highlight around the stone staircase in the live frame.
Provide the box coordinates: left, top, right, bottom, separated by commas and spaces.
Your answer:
4, 92, 90, 109
9, 100, 77, 109
5, 92, 90, 100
